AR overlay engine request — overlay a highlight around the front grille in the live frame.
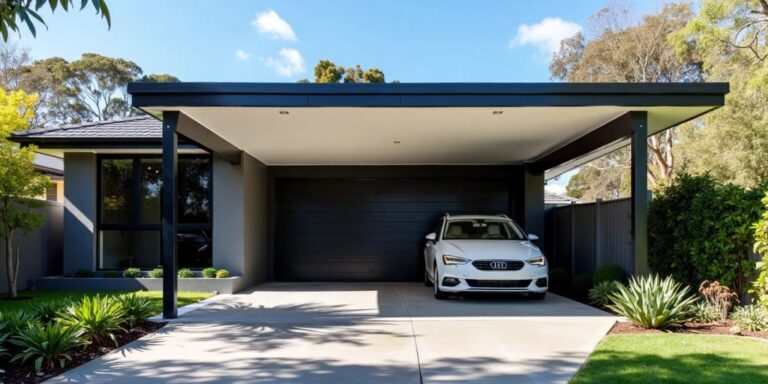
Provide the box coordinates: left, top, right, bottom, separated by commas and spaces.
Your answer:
465, 279, 532, 288
472, 260, 524, 271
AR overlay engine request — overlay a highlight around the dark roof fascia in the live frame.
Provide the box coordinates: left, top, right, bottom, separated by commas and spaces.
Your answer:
128, 82, 730, 108
12, 136, 203, 151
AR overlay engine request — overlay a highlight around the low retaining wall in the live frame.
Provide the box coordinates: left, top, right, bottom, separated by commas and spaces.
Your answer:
34, 276, 244, 294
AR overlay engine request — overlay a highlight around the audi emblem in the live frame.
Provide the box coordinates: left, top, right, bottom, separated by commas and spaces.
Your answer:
489, 261, 508, 270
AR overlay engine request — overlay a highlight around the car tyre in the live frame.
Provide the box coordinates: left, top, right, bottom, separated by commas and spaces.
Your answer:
528, 292, 546, 300
424, 268, 433, 287
433, 264, 448, 300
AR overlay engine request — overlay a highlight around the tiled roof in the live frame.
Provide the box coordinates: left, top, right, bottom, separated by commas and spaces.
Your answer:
12, 116, 161, 139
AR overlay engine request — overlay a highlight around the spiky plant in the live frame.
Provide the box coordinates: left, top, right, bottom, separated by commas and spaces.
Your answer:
732, 305, 768, 332
115, 293, 157, 326
588, 281, 621, 307
57, 295, 126, 345
34, 298, 73, 324
606, 274, 697, 329
10, 322, 85, 373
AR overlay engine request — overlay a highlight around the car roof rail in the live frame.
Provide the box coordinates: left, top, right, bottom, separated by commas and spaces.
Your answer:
497, 214, 510, 219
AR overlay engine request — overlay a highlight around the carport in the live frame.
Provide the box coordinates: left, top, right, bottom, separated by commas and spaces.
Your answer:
127, 82, 728, 318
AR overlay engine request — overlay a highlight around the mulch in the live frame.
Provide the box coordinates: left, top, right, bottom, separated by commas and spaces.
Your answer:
609, 319, 768, 341
0, 320, 166, 384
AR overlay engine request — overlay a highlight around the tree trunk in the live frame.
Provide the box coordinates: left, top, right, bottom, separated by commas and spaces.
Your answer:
4, 227, 14, 298
11, 244, 19, 299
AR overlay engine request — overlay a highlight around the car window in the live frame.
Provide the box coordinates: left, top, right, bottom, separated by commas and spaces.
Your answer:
443, 219, 526, 240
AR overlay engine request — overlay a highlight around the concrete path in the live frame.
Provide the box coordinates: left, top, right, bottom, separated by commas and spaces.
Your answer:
47, 283, 615, 384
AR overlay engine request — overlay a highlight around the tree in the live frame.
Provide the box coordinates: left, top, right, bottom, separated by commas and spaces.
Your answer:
0, 0, 110, 41
311, 60, 386, 83
314, 60, 344, 83
551, 3, 702, 199
138, 73, 180, 83
0, 89, 49, 298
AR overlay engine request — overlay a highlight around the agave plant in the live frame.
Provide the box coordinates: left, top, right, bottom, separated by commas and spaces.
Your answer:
10, 322, 85, 373
57, 295, 126, 345
606, 274, 697, 329
115, 293, 157, 326
588, 281, 620, 307
34, 298, 74, 324
0, 309, 41, 333
732, 305, 768, 332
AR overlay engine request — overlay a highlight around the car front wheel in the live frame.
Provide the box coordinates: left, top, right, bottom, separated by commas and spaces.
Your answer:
424, 268, 433, 287
433, 263, 448, 300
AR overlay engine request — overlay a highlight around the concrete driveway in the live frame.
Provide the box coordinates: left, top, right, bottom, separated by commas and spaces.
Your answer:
47, 283, 615, 384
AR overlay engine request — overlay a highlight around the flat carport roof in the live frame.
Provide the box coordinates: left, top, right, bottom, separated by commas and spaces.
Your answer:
126, 82, 728, 318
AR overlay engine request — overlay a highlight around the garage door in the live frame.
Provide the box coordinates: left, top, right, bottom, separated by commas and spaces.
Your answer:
274, 178, 510, 281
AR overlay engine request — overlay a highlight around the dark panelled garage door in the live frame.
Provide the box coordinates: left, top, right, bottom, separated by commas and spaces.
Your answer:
274, 178, 510, 282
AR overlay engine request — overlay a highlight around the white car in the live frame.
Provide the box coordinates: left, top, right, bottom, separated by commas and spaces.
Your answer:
424, 214, 548, 300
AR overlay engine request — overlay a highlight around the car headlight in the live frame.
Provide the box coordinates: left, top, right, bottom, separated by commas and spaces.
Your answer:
442, 255, 470, 265
526, 255, 547, 266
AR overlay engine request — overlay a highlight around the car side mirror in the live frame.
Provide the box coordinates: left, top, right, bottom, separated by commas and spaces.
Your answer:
528, 234, 539, 241
425, 233, 437, 241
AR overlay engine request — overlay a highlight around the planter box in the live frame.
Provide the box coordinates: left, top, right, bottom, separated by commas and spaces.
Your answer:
34, 276, 244, 294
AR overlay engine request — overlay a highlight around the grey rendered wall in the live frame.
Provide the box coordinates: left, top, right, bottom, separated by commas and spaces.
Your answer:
212, 153, 267, 290
0, 202, 63, 292
63, 153, 97, 273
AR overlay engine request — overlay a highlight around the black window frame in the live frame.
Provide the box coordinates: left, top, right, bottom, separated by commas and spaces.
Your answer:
96, 154, 213, 270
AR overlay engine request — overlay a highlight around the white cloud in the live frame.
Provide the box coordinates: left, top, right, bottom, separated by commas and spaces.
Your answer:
235, 49, 251, 61
252, 9, 297, 41
511, 17, 581, 56
264, 48, 305, 77
545, 183, 567, 195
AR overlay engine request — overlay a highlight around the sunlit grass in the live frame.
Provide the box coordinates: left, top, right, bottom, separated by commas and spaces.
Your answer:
0, 290, 213, 314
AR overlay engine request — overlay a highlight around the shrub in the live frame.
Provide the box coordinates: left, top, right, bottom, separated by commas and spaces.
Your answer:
593, 264, 627, 285
123, 268, 141, 278
34, 299, 73, 324
10, 322, 85, 373
699, 280, 739, 322
115, 293, 156, 326
588, 281, 620, 307
178, 268, 195, 278
102, 270, 121, 278
548, 268, 571, 293
57, 295, 126, 345
691, 301, 721, 324
607, 274, 697, 329
202, 267, 217, 278
148, 268, 163, 278
649, 174, 766, 295
1, 310, 40, 333
570, 274, 593, 300
731, 305, 768, 332
215, 269, 230, 278
73, 269, 94, 278
751, 192, 768, 308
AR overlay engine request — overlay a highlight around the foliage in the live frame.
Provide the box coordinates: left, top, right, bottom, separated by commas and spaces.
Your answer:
752, 192, 768, 308
731, 305, 768, 332
570, 274, 593, 300
57, 294, 125, 345
115, 293, 156, 326
310, 60, 386, 83
1, 309, 39, 333
122, 268, 141, 278
73, 269, 93, 278
215, 269, 230, 279
698, 280, 739, 322
202, 267, 216, 278
9, 322, 85, 373
691, 301, 721, 324
606, 274, 697, 329
177, 268, 194, 278
548, 267, 571, 293
101, 270, 121, 278
148, 268, 163, 278
0, 0, 110, 42
593, 264, 627, 285
648, 174, 766, 294
0, 290, 213, 314
588, 281, 620, 307
33, 298, 72, 323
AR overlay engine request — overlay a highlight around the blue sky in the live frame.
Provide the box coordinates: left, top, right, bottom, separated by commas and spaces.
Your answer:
11, 0, 668, 191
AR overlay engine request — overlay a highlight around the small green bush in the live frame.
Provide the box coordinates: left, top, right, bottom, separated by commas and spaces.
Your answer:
548, 268, 571, 293
588, 281, 620, 307
607, 274, 697, 329
570, 274, 593, 300
691, 301, 721, 324
10, 322, 85, 373
1, 310, 41, 333
731, 305, 768, 332
34, 299, 73, 324
593, 264, 627, 285
215, 269, 230, 278
102, 270, 122, 278
58, 295, 126, 345
123, 268, 141, 278
148, 268, 163, 278
115, 293, 156, 326
73, 269, 94, 278
202, 267, 217, 278
751, 192, 768, 308
177, 268, 195, 278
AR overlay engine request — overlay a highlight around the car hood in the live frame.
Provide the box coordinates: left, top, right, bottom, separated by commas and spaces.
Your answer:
442, 240, 542, 260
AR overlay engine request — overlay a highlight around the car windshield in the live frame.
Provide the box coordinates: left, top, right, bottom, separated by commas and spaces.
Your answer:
443, 219, 526, 240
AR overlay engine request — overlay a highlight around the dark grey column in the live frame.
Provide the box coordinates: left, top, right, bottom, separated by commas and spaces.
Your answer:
162, 111, 179, 319
630, 111, 648, 275
522, 165, 545, 243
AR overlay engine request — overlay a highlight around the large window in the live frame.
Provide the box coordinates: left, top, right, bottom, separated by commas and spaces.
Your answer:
98, 156, 212, 270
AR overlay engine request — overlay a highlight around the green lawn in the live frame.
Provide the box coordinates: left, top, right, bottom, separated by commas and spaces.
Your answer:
0, 290, 213, 313
571, 334, 768, 384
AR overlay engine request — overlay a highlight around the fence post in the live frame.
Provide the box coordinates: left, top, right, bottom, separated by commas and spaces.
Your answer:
570, 201, 576, 275
595, 198, 603, 270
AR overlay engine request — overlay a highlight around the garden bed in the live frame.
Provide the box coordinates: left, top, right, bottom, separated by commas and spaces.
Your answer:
35, 276, 245, 294
0, 319, 165, 383
610, 319, 768, 340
